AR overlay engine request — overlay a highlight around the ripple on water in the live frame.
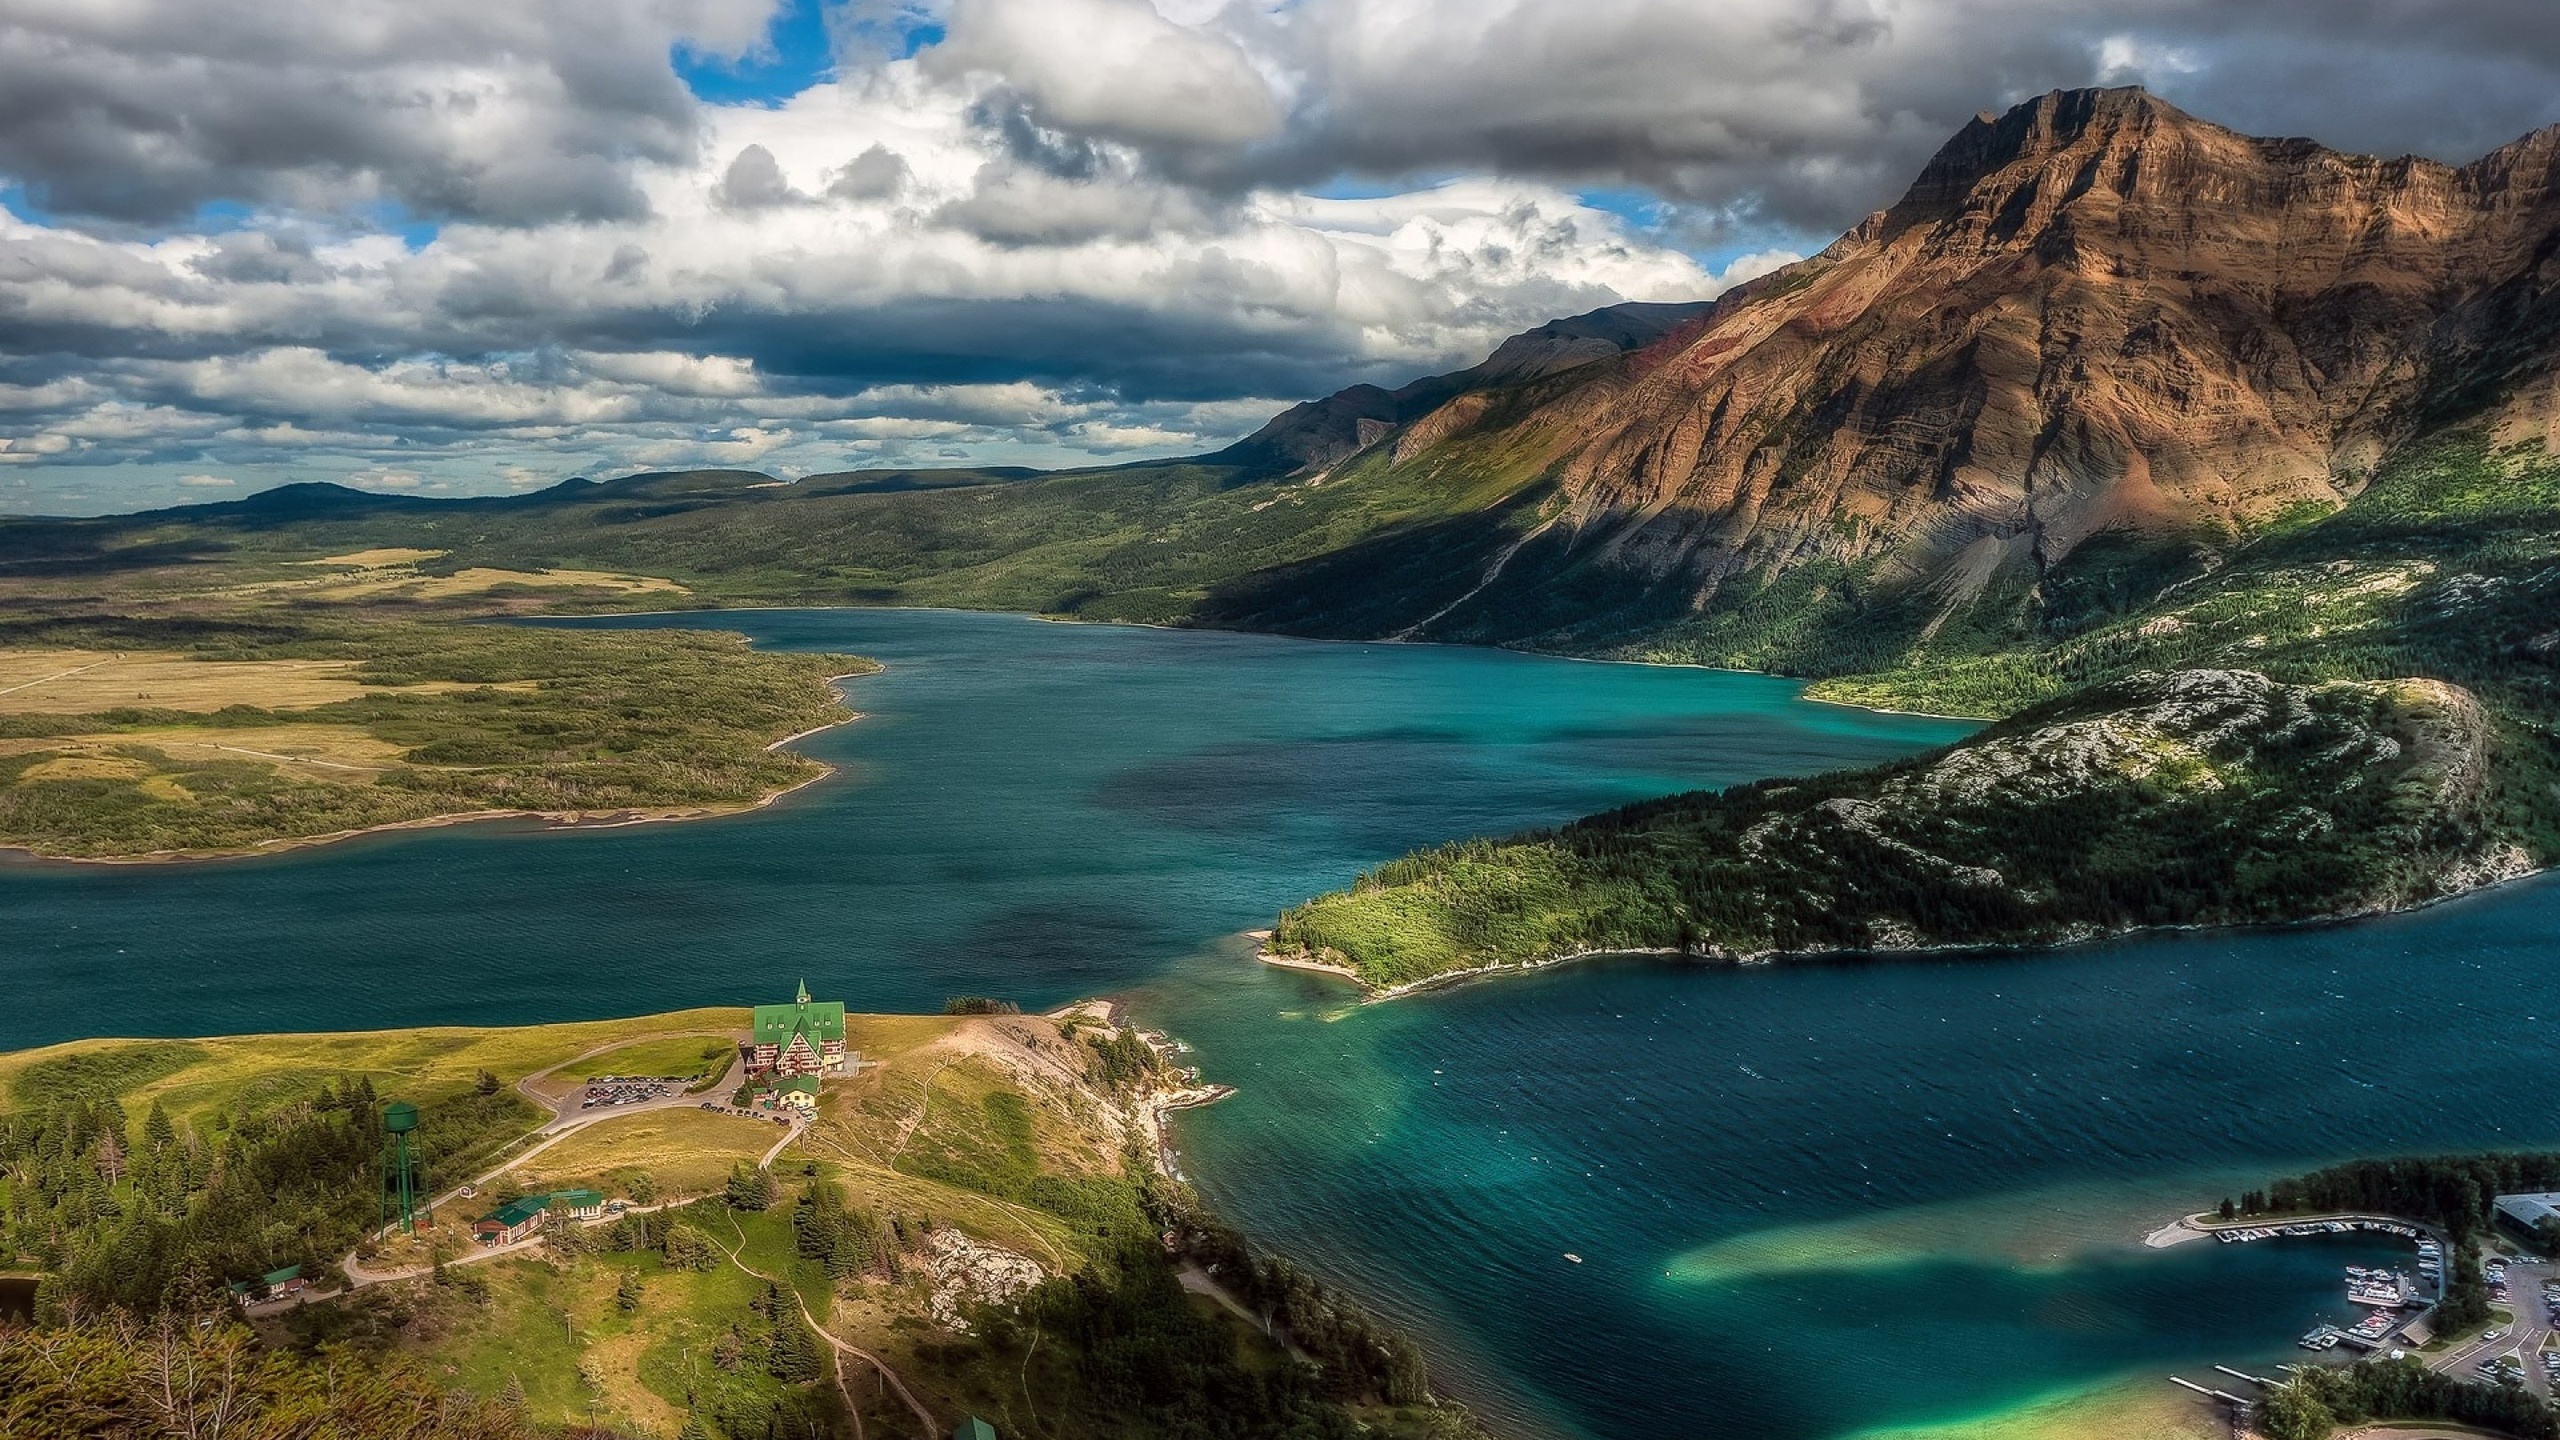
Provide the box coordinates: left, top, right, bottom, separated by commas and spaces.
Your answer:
4, 609, 2552, 1440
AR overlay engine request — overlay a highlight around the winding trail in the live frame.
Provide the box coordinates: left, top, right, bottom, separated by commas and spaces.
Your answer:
712, 1210, 937, 1438
886, 1060, 954, 1165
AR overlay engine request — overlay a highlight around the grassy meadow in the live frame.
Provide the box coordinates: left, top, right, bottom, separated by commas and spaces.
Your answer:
0, 614, 871, 859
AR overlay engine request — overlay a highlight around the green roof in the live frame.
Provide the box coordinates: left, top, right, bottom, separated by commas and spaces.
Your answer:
781, 1074, 821, 1095
480, 1189, 604, 1229
752, 982, 847, 1046
485, 1196, 549, 1228
952, 1420, 998, 1440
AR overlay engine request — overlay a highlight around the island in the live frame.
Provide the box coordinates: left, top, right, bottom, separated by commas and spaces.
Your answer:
0, 986, 1478, 1440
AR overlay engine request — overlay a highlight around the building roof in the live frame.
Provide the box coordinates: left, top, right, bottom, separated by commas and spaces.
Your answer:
481, 1188, 608, 1229
228, 1264, 304, 1296
781, 1074, 821, 1095
2495, 1192, 2560, 1229
952, 1419, 999, 1440
484, 1196, 549, 1228
752, 980, 847, 1046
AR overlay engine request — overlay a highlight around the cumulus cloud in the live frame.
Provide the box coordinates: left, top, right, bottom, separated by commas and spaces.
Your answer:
714, 144, 808, 209
828, 143, 914, 200
0, 0, 779, 226
925, 0, 1284, 150
911, 0, 2560, 237
3, 0, 2558, 514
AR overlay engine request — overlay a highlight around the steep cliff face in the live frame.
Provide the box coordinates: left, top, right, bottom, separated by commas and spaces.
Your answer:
1348, 88, 2560, 652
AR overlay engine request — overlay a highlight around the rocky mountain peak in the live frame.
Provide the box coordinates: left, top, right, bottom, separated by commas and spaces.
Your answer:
1321, 91, 2560, 659
1892, 86, 2192, 221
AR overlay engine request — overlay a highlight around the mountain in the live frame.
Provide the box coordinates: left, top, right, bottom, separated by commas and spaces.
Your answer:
1214, 88, 2560, 663
11, 88, 2560, 674
1208, 300, 1710, 477
4, 87, 2556, 966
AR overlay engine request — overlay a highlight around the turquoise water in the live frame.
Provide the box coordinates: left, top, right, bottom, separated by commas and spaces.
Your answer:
4, 608, 2555, 1439
0, 611, 1963, 1038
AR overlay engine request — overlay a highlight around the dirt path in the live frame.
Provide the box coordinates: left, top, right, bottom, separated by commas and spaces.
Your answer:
207, 743, 379, 771
0, 658, 117, 697
712, 1212, 937, 1437
886, 1060, 954, 1165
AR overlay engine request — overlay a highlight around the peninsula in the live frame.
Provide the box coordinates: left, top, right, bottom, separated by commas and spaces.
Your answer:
0, 606, 872, 861
0, 992, 1476, 1440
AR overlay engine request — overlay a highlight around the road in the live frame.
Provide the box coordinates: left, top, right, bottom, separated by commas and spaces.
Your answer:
327, 1030, 789, 1291
2428, 1256, 2558, 1396
300, 1040, 938, 1433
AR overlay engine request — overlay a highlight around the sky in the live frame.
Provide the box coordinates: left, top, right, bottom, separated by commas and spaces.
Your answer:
3, 0, 2558, 516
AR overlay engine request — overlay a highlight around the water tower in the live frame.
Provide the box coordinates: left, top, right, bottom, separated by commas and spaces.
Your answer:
380, 1101, 426, 1237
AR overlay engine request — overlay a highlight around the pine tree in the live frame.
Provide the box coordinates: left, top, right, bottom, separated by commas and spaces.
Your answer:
725, 1162, 775, 1212
767, 1312, 823, 1382
616, 1269, 644, 1313
144, 1102, 175, 1153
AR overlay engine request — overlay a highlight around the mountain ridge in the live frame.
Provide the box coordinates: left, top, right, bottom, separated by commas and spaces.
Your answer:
1297, 86, 2560, 659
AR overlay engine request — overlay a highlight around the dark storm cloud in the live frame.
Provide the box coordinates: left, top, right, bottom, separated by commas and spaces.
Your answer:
939, 0, 2560, 241
0, 0, 774, 226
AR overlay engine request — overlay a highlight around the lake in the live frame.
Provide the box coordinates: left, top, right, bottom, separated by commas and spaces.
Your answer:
4, 607, 2553, 1439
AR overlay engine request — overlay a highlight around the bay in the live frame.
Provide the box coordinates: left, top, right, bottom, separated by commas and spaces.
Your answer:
0, 610, 1962, 1040
3, 606, 2552, 1439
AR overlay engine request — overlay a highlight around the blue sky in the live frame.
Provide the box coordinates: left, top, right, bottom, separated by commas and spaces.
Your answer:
3, 0, 2556, 516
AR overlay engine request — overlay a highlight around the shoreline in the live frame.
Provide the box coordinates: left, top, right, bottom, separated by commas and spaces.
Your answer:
1254, 859, 2557, 1006
0, 697, 870, 869
545, 600, 1992, 726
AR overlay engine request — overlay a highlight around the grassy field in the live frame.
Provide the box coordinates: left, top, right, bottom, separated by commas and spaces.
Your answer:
0, 648, 416, 712
406, 1225, 800, 1437
0, 615, 872, 859
0, 1007, 752, 1130
546, 1034, 741, 1088
512, 1108, 786, 1198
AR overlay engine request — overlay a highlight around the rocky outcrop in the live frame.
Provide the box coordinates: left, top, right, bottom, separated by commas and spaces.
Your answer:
1734, 669, 2518, 934
1357, 88, 2560, 645
1270, 667, 2528, 989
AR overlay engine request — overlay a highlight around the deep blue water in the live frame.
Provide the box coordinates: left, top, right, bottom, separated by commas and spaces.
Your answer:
0, 610, 1963, 1039
4, 607, 2553, 1439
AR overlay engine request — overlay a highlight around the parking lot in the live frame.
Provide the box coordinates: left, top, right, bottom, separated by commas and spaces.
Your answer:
2429, 1255, 2560, 1397
579, 1075, 680, 1111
